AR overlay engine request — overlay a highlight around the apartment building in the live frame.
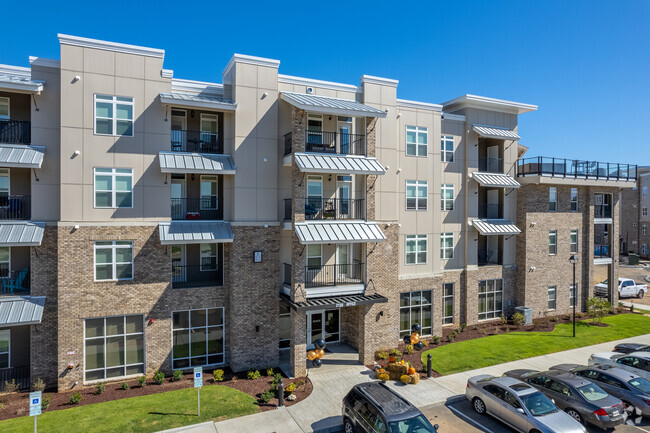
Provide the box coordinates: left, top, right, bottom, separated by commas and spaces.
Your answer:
0, 35, 637, 389
620, 167, 650, 257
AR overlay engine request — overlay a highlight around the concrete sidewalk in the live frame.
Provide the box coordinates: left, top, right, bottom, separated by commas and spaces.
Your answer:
161, 333, 650, 433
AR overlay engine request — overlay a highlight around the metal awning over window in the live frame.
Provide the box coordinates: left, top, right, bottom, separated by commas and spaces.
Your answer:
158, 151, 236, 174
159, 92, 237, 111
0, 222, 45, 246
0, 75, 44, 94
472, 219, 521, 236
281, 293, 387, 312
0, 144, 45, 169
294, 221, 385, 244
0, 296, 45, 326
473, 125, 520, 140
471, 172, 520, 188
158, 221, 234, 245
280, 91, 386, 118
294, 153, 385, 175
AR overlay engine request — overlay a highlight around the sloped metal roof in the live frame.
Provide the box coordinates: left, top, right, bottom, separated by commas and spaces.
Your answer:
0, 75, 44, 94
0, 222, 45, 246
472, 219, 521, 236
472, 172, 520, 188
0, 144, 45, 168
280, 91, 387, 118
472, 124, 520, 140
0, 296, 46, 327
294, 153, 385, 175
294, 221, 385, 244
158, 151, 236, 174
159, 92, 237, 111
282, 293, 387, 312
158, 221, 234, 245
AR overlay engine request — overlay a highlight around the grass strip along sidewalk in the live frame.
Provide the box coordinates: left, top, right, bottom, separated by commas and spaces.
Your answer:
421, 313, 650, 375
0, 385, 258, 433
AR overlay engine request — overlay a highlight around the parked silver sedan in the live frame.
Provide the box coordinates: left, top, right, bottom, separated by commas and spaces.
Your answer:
504, 369, 626, 429
465, 374, 586, 433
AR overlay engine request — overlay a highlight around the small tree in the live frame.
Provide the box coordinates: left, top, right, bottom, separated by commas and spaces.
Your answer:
587, 297, 613, 323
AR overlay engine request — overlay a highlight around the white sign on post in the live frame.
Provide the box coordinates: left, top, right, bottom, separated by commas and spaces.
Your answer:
30, 391, 42, 416
194, 367, 202, 417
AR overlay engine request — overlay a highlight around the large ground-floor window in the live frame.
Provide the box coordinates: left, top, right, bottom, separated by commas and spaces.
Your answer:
0, 329, 9, 368
442, 283, 454, 325
172, 308, 224, 369
400, 290, 433, 337
84, 315, 144, 382
478, 279, 503, 321
279, 304, 291, 350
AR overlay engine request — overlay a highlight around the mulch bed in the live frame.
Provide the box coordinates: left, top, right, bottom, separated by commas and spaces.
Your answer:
0, 368, 312, 421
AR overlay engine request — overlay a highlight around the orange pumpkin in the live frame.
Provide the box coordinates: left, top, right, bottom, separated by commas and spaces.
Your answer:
388, 355, 396, 363
408, 367, 416, 375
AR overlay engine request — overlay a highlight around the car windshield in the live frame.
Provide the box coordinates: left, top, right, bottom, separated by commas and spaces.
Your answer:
628, 377, 650, 394
519, 391, 558, 416
388, 414, 437, 433
577, 383, 608, 401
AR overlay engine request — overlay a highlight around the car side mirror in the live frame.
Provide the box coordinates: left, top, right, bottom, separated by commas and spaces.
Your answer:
516, 407, 525, 414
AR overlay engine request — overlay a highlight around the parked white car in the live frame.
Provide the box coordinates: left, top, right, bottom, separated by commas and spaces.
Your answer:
589, 352, 650, 381
594, 278, 647, 299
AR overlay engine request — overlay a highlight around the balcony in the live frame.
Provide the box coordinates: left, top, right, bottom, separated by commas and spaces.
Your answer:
0, 120, 30, 145
478, 249, 502, 266
478, 203, 503, 219
595, 204, 612, 219
517, 157, 637, 181
297, 198, 365, 221
171, 264, 222, 289
171, 130, 222, 154
479, 157, 504, 173
0, 196, 31, 220
305, 262, 364, 288
171, 197, 221, 220
283, 131, 366, 156
0, 267, 30, 295
594, 245, 610, 259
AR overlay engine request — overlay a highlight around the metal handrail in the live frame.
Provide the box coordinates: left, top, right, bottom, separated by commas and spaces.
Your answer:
170, 130, 222, 154
478, 157, 504, 173
304, 262, 364, 288
0, 195, 31, 220
302, 197, 365, 220
171, 197, 221, 220
304, 130, 366, 155
478, 250, 502, 266
0, 120, 30, 144
517, 157, 637, 181
171, 264, 222, 289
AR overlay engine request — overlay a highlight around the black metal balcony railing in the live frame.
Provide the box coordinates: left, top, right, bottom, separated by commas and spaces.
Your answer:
478, 250, 502, 266
0, 266, 30, 295
171, 197, 221, 220
305, 262, 364, 288
283, 131, 366, 156
594, 245, 611, 259
172, 264, 222, 289
594, 204, 612, 219
479, 157, 504, 173
0, 366, 30, 391
284, 199, 292, 221
0, 120, 30, 145
478, 203, 503, 219
0, 195, 31, 220
283, 263, 291, 286
303, 198, 365, 220
517, 157, 638, 181
171, 130, 222, 154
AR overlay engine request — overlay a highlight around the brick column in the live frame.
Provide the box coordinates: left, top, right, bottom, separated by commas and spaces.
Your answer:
289, 310, 306, 377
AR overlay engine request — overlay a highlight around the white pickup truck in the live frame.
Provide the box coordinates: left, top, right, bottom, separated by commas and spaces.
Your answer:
595, 278, 647, 299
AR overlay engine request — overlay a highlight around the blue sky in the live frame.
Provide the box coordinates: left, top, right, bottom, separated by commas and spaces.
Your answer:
1, 0, 647, 163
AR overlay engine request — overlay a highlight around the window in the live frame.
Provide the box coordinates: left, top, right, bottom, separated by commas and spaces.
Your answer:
642, 244, 648, 255
478, 279, 503, 320
441, 135, 454, 162
406, 126, 428, 157
570, 284, 577, 307
279, 304, 291, 350
570, 230, 578, 253
84, 315, 144, 381
549, 187, 557, 211
643, 207, 648, 217
0, 246, 9, 278
0, 329, 9, 368
643, 186, 648, 197
94, 168, 133, 208
94, 94, 134, 136
571, 188, 578, 212
400, 290, 433, 337
441, 184, 454, 211
94, 241, 133, 281
200, 244, 218, 271
440, 233, 454, 259
0, 168, 8, 203
0, 97, 8, 120
442, 283, 454, 325
406, 180, 427, 210
405, 235, 427, 265
200, 176, 218, 210
643, 225, 647, 236
483, 385, 506, 400
548, 286, 556, 310
307, 244, 322, 269
549, 231, 557, 255
172, 308, 225, 369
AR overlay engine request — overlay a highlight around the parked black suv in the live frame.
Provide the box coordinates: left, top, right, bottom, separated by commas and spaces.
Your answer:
342, 382, 439, 433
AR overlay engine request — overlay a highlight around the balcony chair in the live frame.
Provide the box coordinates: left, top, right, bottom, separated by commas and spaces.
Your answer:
2, 268, 28, 294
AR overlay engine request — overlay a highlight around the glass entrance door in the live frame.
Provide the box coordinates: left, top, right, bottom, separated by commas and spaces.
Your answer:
338, 117, 352, 154
336, 175, 351, 218
306, 309, 340, 349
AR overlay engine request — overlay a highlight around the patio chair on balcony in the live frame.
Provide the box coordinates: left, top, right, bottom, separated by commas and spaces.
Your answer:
2, 268, 28, 294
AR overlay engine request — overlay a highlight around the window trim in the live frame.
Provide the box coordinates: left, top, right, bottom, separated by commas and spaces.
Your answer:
548, 286, 557, 310
549, 230, 557, 255
199, 243, 219, 272
94, 241, 134, 281
171, 307, 225, 369
93, 168, 134, 209
441, 184, 454, 211
199, 175, 219, 211
406, 180, 428, 211
405, 234, 427, 265
549, 187, 557, 212
570, 188, 578, 212
0, 328, 9, 369
440, 232, 454, 260
399, 290, 433, 337
478, 278, 503, 321
441, 135, 454, 162
570, 229, 578, 254
0, 97, 9, 120
643, 224, 647, 236
442, 282, 454, 325
93, 94, 134, 137
643, 207, 648, 217
405, 126, 428, 157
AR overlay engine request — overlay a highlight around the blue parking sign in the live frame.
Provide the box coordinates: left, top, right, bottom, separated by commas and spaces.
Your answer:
193, 367, 203, 388
30, 391, 42, 416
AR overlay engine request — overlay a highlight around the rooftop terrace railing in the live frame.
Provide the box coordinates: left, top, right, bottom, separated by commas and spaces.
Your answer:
517, 157, 637, 181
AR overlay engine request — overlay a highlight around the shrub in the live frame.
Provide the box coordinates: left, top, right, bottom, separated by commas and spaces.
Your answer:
41, 395, 51, 411
266, 367, 274, 377
273, 373, 283, 383
575, 312, 585, 319
550, 316, 557, 322
294, 379, 305, 387
213, 369, 224, 382
153, 370, 165, 385
400, 374, 412, 384
405, 344, 414, 354
32, 378, 46, 392
390, 348, 402, 357
432, 335, 440, 345
512, 312, 525, 327
587, 297, 613, 322
68, 392, 82, 405
460, 323, 467, 332
446, 334, 454, 343
500, 313, 508, 324
453, 328, 461, 336
247, 370, 261, 380
137, 375, 147, 387
421, 339, 429, 347
377, 350, 389, 360
94, 382, 106, 395
3, 380, 18, 393
120, 382, 129, 390
259, 389, 274, 404
378, 373, 390, 382
286, 382, 296, 394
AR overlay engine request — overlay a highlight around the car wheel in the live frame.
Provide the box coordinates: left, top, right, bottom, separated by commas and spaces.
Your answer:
638, 290, 645, 299
622, 400, 635, 416
473, 397, 487, 415
343, 417, 355, 433
565, 408, 583, 424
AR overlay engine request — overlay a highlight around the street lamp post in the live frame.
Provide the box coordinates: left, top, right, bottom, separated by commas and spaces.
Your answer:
569, 255, 579, 338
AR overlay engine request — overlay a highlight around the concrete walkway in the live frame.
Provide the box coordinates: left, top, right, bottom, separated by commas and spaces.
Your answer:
161, 333, 650, 433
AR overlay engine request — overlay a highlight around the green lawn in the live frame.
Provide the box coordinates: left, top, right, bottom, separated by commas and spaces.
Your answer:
0, 385, 259, 433
421, 313, 650, 375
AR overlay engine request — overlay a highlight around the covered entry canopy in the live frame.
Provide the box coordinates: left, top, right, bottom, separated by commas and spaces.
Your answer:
281, 293, 387, 312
